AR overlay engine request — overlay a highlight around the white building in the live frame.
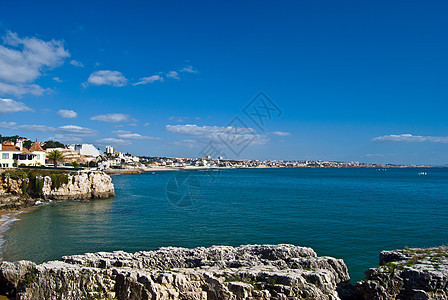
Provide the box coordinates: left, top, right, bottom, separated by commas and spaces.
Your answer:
105, 145, 115, 155
0, 141, 46, 168
73, 144, 102, 157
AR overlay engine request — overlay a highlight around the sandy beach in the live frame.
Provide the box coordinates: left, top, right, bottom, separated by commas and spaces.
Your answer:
0, 210, 22, 231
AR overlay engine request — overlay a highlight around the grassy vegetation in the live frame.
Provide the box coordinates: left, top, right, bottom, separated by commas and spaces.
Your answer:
1, 169, 74, 195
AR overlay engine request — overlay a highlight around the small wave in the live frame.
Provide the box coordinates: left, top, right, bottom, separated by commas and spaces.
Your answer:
0, 212, 23, 260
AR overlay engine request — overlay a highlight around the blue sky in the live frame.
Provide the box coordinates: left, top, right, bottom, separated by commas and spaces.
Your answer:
0, 0, 447, 164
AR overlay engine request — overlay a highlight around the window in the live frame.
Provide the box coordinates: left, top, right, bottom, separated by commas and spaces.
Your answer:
2, 163, 8, 168
2, 153, 9, 159
36, 154, 40, 160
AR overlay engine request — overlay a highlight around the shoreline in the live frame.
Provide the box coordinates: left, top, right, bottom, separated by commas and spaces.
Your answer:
0, 209, 28, 261
106, 165, 438, 175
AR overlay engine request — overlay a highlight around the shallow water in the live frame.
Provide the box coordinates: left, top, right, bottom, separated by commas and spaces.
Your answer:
2, 168, 447, 281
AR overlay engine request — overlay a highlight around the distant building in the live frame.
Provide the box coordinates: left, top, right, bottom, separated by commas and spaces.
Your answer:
0, 141, 45, 168
73, 144, 102, 157
106, 145, 115, 155
45, 148, 84, 164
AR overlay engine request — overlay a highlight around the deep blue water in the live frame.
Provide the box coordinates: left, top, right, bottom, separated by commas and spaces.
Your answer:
2, 168, 447, 281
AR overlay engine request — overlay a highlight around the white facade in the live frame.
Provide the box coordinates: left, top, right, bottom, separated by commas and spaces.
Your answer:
73, 144, 102, 157
106, 145, 115, 154
0, 143, 46, 168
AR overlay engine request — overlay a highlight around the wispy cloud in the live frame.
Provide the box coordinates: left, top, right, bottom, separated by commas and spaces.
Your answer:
0, 31, 69, 96
0, 98, 33, 113
372, 134, 448, 143
57, 109, 77, 118
53, 77, 62, 83
69, 59, 84, 67
0, 82, 49, 96
112, 130, 159, 140
172, 139, 198, 148
166, 70, 179, 80
85, 70, 128, 87
48, 134, 83, 144
96, 138, 130, 146
365, 153, 385, 157
135, 65, 198, 86
133, 74, 164, 86
271, 131, 291, 136
180, 65, 198, 73
0, 122, 97, 139
91, 113, 130, 123
166, 124, 269, 145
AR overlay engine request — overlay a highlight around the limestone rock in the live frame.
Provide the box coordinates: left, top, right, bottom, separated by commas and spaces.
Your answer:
355, 246, 448, 299
42, 171, 114, 200
0, 244, 351, 299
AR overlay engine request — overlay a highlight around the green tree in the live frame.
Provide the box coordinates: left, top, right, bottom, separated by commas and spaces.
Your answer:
42, 140, 65, 149
47, 150, 65, 167
71, 161, 79, 168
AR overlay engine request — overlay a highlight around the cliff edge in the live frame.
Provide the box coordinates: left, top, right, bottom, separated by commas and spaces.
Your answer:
0, 244, 351, 299
356, 245, 448, 299
0, 170, 114, 209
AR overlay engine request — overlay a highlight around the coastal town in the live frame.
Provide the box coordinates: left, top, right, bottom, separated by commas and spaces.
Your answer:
0, 135, 431, 171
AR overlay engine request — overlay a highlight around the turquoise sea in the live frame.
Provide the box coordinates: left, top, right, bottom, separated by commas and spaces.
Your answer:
1, 168, 447, 281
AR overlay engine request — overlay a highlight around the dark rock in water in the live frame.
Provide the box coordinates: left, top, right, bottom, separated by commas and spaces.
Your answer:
355, 245, 448, 299
0, 244, 351, 299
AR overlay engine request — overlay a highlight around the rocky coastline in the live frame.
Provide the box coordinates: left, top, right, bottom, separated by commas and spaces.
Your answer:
0, 170, 115, 210
0, 244, 446, 299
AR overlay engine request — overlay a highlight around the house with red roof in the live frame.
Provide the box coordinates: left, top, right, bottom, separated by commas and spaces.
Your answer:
0, 140, 46, 168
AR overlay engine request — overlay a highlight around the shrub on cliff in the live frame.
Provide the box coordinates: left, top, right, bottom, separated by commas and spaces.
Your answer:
2, 170, 28, 180
51, 174, 69, 190
22, 181, 28, 195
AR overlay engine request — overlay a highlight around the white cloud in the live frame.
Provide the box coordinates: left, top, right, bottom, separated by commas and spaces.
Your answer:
172, 139, 198, 148
180, 65, 198, 73
133, 74, 164, 86
52, 77, 62, 82
271, 131, 291, 136
85, 70, 128, 87
69, 59, 83, 67
57, 109, 77, 118
372, 134, 448, 143
165, 124, 253, 135
112, 130, 159, 140
0, 121, 97, 137
365, 154, 385, 157
166, 124, 268, 146
133, 65, 198, 85
0, 81, 49, 96
48, 134, 83, 144
58, 125, 96, 135
0, 98, 33, 113
166, 70, 179, 80
96, 138, 130, 145
0, 31, 69, 96
91, 113, 130, 123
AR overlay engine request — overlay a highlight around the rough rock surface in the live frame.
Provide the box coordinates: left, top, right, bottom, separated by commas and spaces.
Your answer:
42, 171, 115, 200
0, 244, 351, 299
355, 245, 448, 299
0, 171, 114, 208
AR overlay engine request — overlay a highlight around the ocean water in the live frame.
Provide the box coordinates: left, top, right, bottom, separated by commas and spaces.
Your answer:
1, 168, 447, 281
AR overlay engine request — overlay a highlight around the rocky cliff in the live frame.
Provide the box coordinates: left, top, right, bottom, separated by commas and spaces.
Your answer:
1, 244, 447, 299
0, 244, 351, 299
0, 171, 114, 209
355, 245, 448, 299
